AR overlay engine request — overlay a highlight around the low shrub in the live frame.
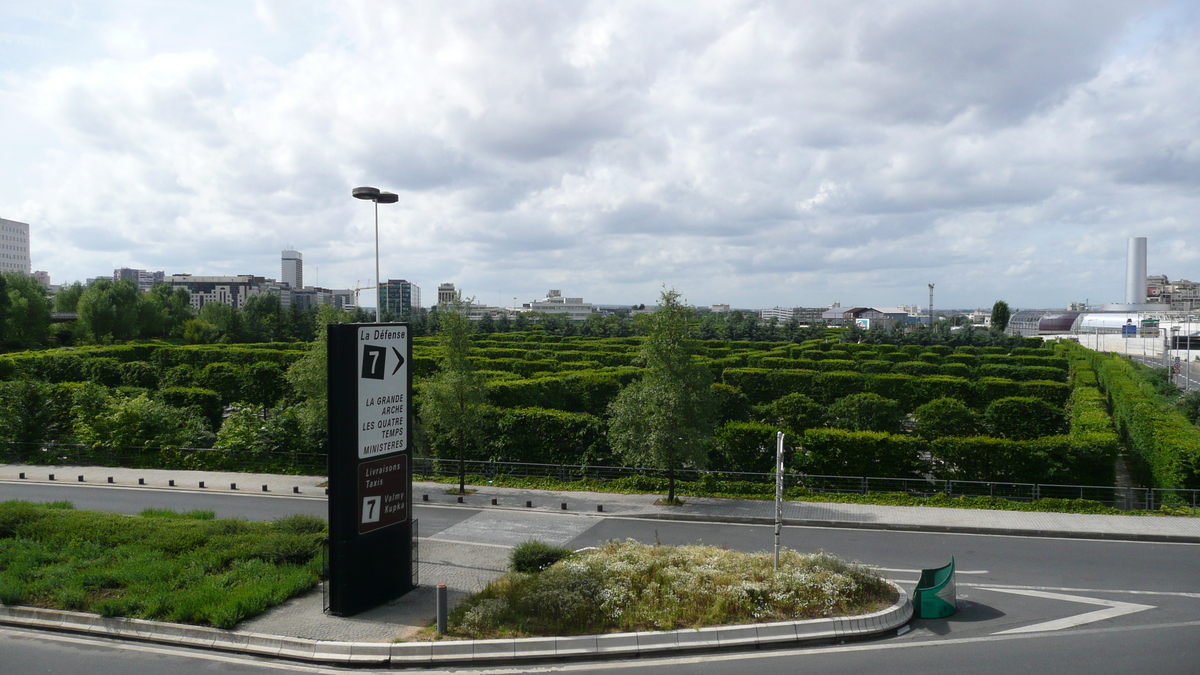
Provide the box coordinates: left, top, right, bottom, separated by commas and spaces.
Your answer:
510, 540, 574, 573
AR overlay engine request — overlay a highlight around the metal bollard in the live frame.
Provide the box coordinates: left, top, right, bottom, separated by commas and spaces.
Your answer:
169, 480, 175, 487
491, 498, 498, 506
78, 475, 84, 482
138, 478, 145, 485
231, 483, 237, 490
107, 477, 114, 484
49, 474, 55, 481
597, 504, 603, 512
18, 473, 25, 479
525, 500, 532, 508
436, 584, 448, 635
561, 502, 567, 510
293, 487, 300, 494
262, 485, 268, 492
199, 481, 205, 488
423, 494, 429, 501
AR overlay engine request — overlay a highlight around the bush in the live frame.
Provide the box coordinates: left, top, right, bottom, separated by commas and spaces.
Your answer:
810, 371, 865, 404
929, 436, 1050, 482
863, 373, 916, 411
913, 397, 981, 440
1019, 380, 1072, 407
158, 387, 223, 431
119, 361, 159, 389
711, 383, 751, 422
712, 420, 781, 472
800, 428, 928, 477
912, 375, 972, 406
491, 407, 610, 465
755, 393, 823, 437
893, 361, 939, 377
824, 393, 903, 433
973, 377, 1021, 408
984, 396, 1066, 440
510, 539, 574, 573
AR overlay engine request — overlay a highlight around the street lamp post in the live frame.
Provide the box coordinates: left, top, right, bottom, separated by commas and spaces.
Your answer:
352, 186, 398, 323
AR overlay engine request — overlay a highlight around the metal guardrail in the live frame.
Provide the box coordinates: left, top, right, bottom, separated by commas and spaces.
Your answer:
0, 441, 326, 476
410, 457, 1200, 511
3, 442, 1197, 511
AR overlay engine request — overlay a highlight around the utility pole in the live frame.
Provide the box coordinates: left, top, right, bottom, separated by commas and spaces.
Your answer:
928, 284, 935, 327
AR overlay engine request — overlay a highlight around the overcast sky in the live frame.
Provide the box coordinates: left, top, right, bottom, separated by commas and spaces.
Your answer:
2, 1, 1198, 310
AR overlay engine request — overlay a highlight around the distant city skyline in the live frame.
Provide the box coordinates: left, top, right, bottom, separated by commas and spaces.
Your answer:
2, 2, 1198, 309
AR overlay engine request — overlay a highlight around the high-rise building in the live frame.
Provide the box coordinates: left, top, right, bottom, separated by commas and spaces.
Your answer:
114, 268, 165, 293
282, 250, 303, 288
438, 282, 456, 305
0, 217, 31, 274
379, 279, 421, 319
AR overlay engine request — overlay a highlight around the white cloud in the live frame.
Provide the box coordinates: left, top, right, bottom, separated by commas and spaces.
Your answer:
0, 0, 1197, 309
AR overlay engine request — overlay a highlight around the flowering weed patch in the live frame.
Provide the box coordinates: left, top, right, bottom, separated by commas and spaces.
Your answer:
446, 541, 894, 638
0, 501, 325, 628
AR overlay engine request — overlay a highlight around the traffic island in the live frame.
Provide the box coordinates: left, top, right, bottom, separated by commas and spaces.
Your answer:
0, 586, 911, 666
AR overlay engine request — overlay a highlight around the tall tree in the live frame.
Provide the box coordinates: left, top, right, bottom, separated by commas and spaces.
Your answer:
284, 305, 344, 453
76, 278, 140, 343
0, 274, 9, 344
3, 272, 50, 348
607, 288, 718, 504
54, 281, 84, 312
991, 300, 1011, 333
418, 293, 488, 494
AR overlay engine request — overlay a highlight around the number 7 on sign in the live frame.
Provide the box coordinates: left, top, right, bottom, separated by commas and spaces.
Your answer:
361, 496, 381, 523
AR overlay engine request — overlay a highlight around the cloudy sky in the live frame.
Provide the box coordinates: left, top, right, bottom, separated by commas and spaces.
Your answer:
2, 1, 1198, 310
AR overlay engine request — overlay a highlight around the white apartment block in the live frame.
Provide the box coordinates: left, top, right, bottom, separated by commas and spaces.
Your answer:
521, 290, 595, 321
0, 218, 31, 274
759, 307, 794, 321
1146, 275, 1200, 311
169, 274, 274, 310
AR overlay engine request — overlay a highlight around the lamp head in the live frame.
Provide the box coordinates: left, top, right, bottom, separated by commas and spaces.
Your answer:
376, 191, 399, 204
352, 186, 381, 200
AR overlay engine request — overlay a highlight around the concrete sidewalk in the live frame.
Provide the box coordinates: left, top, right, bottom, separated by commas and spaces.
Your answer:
3, 463, 1199, 645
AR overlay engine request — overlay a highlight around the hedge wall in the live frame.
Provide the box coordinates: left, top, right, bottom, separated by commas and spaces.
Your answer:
1073, 343, 1200, 489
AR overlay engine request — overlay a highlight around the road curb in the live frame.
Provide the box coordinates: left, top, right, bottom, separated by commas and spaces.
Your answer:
0, 584, 911, 666
626, 511, 1200, 544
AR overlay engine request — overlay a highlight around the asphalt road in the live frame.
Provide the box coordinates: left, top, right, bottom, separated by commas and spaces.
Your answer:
3, 481, 1199, 673
1127, 353, 1199, 393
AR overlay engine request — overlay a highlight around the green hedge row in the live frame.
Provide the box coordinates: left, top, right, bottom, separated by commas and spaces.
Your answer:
1073, 343, 1200, 489
721, 368, 1069, 410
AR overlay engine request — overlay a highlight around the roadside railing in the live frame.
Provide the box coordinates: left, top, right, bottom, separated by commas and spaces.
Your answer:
4, 442, 1197, 511
0, 441, 326, 476
410, 457, 1199, 511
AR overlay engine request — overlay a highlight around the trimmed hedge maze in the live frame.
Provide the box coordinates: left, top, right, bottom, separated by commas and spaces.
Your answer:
0, 333, 1163, 489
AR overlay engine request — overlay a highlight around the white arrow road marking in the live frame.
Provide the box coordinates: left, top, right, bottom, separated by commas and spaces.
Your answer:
978, 587, 1155, 634
874, 567, 989, 575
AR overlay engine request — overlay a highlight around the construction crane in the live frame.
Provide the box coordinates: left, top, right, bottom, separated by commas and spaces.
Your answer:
352, 280, 376, 310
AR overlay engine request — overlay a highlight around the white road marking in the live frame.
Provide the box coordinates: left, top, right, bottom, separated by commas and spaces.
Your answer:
961, 582, 1200, 599
421, 537, 513, 549
874, 567, 989, 574
977, 587, 1155, 634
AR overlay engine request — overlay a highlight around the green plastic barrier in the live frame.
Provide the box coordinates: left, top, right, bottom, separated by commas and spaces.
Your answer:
914, 556, 957, 619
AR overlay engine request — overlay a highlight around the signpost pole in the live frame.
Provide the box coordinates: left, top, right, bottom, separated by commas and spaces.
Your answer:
774, 431, 784, 571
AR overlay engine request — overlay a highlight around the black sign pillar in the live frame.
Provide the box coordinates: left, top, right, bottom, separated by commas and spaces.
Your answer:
327, 322, 415, 616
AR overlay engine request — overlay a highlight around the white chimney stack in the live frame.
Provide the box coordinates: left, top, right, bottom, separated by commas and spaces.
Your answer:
1125, 237, 1147, 305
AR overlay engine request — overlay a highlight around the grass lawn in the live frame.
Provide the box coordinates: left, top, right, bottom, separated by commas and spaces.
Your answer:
436, 540, 896, 639
0, 501, 325, 628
